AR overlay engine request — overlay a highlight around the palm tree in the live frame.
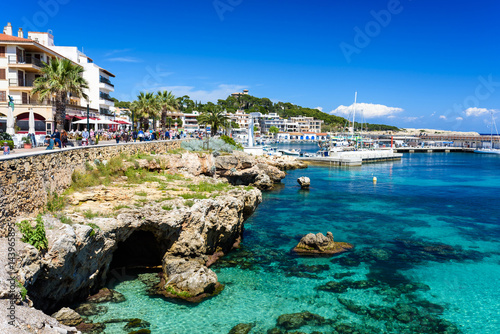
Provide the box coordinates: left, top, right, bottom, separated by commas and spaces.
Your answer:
156, 91, 177, 133
269, 126, 279, 139
31, 58, 89, 131
131, 92, 159, 131
197, 105, 229, 136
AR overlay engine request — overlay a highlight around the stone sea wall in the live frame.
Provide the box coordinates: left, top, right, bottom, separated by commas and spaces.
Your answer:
0, 140, 182, 233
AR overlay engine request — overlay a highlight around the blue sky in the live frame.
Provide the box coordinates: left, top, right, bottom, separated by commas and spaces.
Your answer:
3, 0, 500, 132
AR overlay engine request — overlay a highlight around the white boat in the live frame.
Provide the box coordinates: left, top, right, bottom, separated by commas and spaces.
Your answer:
474, 148, 500, 154
278, 149, 301, 156
474, 111, 500, 155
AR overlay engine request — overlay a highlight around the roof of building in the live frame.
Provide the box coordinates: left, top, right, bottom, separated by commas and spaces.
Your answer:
303, 131, 316, 134
288, 132, 304, 136
316, 133, 328, 136
0, 33, 31, 42
0, 33, 76, 65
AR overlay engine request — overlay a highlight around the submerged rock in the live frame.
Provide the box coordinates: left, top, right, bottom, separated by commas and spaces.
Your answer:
124, 318, 150, 330
75, 303, 108, 316
276, 311, 328, 330
228, 322, 255, 334
76, 321, 106, 333
87, 288, 125, 304
293, 232, 353, 256
297, 176, 310, 189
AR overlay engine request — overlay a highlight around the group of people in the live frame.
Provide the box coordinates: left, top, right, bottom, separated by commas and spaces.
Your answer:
45, 129, 69, 150
1, 127, 189, 155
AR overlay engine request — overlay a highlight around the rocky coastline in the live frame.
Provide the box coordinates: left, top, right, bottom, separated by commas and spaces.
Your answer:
0, 150, 306, 333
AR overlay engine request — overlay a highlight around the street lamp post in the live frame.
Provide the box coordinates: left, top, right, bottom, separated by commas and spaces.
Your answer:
86, 103, 90, 131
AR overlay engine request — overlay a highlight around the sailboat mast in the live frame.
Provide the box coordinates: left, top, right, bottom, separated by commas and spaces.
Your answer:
352, 92, 357, 136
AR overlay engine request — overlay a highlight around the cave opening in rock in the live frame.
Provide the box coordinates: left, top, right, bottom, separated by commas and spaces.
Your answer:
110, 230, 164, 269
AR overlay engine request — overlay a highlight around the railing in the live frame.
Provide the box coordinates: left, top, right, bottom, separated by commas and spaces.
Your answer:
99, 92, 114, 102
8, 55, 44, 67
99, 76, 114, 87
8, 78, 33, 87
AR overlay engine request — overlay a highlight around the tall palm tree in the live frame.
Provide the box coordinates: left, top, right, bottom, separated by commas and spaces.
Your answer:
31, 58, 89, 131
197, 105, 229, 136
156, 90, 177, 133
131, 92, 159, 130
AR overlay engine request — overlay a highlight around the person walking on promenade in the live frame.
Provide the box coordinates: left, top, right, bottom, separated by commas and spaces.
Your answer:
115, 130, 120, 144
138, 129, 144, 142
132, 129, 138, 142
3, 142, 10, 155
61, 130, 68, 148
82, 128, 89, 146
45, 135, 54, 150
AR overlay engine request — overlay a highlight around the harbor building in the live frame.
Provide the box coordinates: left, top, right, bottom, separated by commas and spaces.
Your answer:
0, 22, 115, 134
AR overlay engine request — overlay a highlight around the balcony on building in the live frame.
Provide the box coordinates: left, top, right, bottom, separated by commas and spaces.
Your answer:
8, 55, 45, 72
99, 75, 114, 91
100, 108, 114, 116
8, 78, 34, 91
99, 91, 115, 107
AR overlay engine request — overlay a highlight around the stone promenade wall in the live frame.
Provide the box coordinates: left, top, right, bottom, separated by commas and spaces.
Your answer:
0, 140, 182, 233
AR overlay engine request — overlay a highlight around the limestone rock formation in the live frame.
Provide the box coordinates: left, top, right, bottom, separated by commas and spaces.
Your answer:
11, 187, 261, 313
0, 299, 80, 334
118, 151, 296, 190
163, 258, 217, 296
52, 307, 83, 327
160, 257, 222, 302
297, 176, 311, 189
293, 232, 353, 256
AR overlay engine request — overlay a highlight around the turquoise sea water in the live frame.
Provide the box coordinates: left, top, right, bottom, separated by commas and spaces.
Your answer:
88, 152, 500, 333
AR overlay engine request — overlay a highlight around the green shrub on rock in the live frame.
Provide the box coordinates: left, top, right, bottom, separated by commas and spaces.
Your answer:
17, 215, 48, 251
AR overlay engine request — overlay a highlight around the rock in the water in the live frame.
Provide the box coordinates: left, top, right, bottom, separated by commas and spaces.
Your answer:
124, 318, 150, 330
297, 176, 310, 189
52, 307, 83, 326
276, 311, 327, 330
87, 288, 125, 304
228, 322, 255, 334
75, 303, 108, 316
76, 322, 106, 333
293, 232, 353, 256
163, 258, 218, 296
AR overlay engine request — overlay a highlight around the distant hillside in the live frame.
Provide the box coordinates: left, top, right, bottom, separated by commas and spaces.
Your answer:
216, 94, 399, 132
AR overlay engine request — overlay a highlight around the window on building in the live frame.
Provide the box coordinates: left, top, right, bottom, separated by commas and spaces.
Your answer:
0, 91, 6, 102
0, 46, 5, 57
0, 69, 5, 80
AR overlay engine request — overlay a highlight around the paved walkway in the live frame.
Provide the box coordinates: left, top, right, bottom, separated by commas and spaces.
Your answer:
0, 139, 181, 160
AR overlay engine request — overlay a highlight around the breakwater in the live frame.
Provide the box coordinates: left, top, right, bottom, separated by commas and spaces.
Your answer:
0, 140, 182, 234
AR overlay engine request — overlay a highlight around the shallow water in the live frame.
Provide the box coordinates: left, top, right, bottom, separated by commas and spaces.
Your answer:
89, 152, 500, 333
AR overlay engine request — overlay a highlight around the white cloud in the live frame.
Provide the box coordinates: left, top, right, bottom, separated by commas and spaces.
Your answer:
330, 103, 403, 118
104, 48, 132, 57
107, 57, 142, 63
387, 115, 396, 119
456, 117, 463, 121
315, 107, 323, 112
439, 115, 447, 120
156, 84, 247, 103
403, 117, 419, 122
464, 107, 499, 117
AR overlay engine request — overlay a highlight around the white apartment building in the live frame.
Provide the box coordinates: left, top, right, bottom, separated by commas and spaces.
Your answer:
289, 116, 323, 133
0, 22, 114, 134
48, 42, 115, 118
228, 110, 251, 129
182, 110, 205, 133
